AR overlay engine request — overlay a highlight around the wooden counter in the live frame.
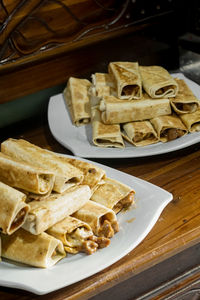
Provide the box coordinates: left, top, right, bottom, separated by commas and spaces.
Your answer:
0, 117, 200, 300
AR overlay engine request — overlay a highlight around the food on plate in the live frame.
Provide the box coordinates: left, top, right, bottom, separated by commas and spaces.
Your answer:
47, 216, 110, 255
108, 61, 142, 100
63, 77, 92, 126
139, 65, 178, 98
150, 114, 188, 142
0, 182, 29, 235
91, 106, 125, 148
0, 152, 55, 195
73, 200, 119, 238
1, 228, 66, 268
99, 95, 171, 124
91, 177, 135, 213
180, 109, 200, 132
170, 78, 200, 114
122, 120, 159, 146
23, 185, 91, 235
1, 138, 84, 193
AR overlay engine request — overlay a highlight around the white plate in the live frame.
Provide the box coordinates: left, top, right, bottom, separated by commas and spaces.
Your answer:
0, 155, 173, 295
48, 73, 200, 158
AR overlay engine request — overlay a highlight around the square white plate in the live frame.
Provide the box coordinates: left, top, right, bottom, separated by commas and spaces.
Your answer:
48, 73, 200, 158
0, 155, 173, 295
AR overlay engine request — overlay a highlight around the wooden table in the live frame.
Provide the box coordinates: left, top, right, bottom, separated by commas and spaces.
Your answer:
0, 117, 200, 300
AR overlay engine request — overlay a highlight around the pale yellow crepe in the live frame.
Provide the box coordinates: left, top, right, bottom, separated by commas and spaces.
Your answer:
150, 115, 188, 142
63, 77, 91, 126
180, 109, 200, 132
140, 65, 178, 98
122, 121, 159, 146
170, 78, 200, 114
99, 95, 171, 124
91, 177, 135, 213
1, 229, 66, 268
1, 138, 84, 193
91, 106, 125, 148
108, 61, 142, 99
0, 182, 30, 235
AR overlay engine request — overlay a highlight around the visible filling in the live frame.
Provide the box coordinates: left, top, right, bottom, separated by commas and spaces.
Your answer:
191, 123, 200, 131
113, 191, 135, 213
122, 85, 139, 97
79, 118, 90, 125
176, 103, 197, 112
96, 139, 122, 146
10, 207, 27, 231
161, 128, 185, 141
156, 85, 174, 95
51, 246, 64, 260
133, 132, 155, 143
38, 174, 52, 193
98, 217, 119, 238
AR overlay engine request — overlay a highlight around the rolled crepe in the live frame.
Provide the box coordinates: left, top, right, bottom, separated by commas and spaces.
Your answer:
1, 229, 66, 268
91, 106, 125, 148
0, 152, 55, 195
139, 65, 178, 98
22, 185, 91, 235
99, 95, 171, 124
108, 61, 142, 100
150, 115, 188, 142
91, 177, 135, 213
63, 77, 92, 126
0, 182, 30, 235
122, 121, 159, 146
90, 73, 116, 107
73, 200, 119, 238
56, 156, 106, 194
170, 78, 200, 114
179, 109, 200, 132
1, 138, 84, 193
47, 216, 110, 255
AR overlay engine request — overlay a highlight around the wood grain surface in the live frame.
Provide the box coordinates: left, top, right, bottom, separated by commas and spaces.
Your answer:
0, 118, 200, 299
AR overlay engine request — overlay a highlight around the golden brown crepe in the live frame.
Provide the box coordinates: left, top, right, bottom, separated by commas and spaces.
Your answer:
139, 65, 178, 98
22, 185, 91, 235
91, 106, 125, 148
1, 228, 66, 268
170, 78, 200, 114
108, 61, 142, 100
90, 73, 116, 107
1, 138, 84, 193
47, 216, 110, 255
150, 115, 188, 142
179, 109, 200, 132
63, 77, 92, 126
91, 177, 135, 213
99, 95, 171, 124
122, 121, 159, 147
73, 200, 119, 238
0, 152, 55, 195
56, 155, 106, 194
0, 182, 30, 235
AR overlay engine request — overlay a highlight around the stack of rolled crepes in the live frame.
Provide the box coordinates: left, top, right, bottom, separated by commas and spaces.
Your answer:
0, 138, 135, 268
63, 62, 200, 148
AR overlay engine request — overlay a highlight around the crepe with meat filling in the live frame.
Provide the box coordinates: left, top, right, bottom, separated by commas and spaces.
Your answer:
73, 200, 119, 238
63, 77, 92, 126
1, 138, 83, 193
0, 152, 55, 195
22, 185, 91, 235
47, 216, 110, 255
108, 61, 142, 100
90, 73, 116, 107
91, 177, 135, 213
179, 109, 200, 132
122, 121, 159, 147
150, 115, 188, 142
0, 182, 29, 235
139, 65, 178, 98
99, 95, 171, 124
170, 78, 200, 114
1, 229, 65, 268
91, 106, 125, 148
